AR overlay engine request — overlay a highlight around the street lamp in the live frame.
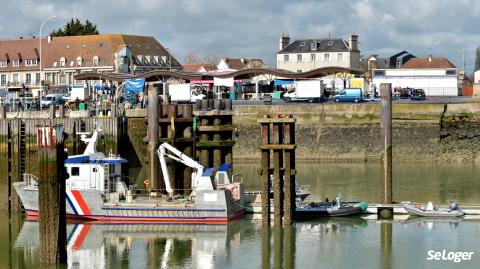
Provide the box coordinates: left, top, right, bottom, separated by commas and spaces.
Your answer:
39, 15, 56, 109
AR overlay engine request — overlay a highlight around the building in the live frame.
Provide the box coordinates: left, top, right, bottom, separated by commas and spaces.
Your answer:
276, 33, 361, 73
216, 58, 265, 71
0, 34, 181, 97
182, 64, 216, 73
372, 56, 459, 96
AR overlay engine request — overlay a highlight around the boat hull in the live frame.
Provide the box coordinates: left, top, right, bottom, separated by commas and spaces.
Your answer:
13, 182, 245, 225
403, 203, 464, 218
295, 204, 364, 219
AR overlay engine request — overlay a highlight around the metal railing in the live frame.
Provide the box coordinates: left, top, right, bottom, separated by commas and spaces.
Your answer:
22, 173, 39, 186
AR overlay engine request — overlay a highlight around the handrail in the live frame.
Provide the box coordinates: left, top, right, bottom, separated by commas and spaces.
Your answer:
22, 173, 39, 186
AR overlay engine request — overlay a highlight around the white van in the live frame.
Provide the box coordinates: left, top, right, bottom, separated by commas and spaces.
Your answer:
41, 94, 65, 107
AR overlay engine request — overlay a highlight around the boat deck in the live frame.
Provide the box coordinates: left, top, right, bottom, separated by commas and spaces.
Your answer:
104, 195, 196, 209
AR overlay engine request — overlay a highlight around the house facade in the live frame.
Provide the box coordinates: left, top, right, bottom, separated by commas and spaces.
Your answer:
0, 34, 181, 97
276, 33, 361, 73
217, 58, 265, 71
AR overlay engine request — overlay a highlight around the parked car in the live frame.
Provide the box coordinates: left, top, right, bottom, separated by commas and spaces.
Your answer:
332, 88, 364, 103
410, 88, 426, 101
41, 94, 65, 107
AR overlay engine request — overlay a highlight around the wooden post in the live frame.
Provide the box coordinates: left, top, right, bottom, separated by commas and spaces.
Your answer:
148, 83, 160, 191
37, 124, 67, 264
213, 117, 222, 169
283, 115, 296, 225
272, 118, 283, 227
284, 225, 296, 269
199, 118, 210, 167
7, 121, 12, 213
260, 117, 271, 226
261, 226, 271, 269
379, 83, 393, 217
273, 227, 284, 269
183, 105, 193, 195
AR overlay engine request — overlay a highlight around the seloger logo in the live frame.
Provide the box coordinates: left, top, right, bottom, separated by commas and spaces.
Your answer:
427, 250, 474, 263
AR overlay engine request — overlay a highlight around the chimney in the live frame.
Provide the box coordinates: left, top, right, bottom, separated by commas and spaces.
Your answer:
48, 36, 52, 43
349, 33, 358, 51
428, 55, 432, 62
19, 36, 23, 40
279, 33, 290, 51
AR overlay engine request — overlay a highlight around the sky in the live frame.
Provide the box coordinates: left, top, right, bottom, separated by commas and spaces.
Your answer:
0, 0, 479, 73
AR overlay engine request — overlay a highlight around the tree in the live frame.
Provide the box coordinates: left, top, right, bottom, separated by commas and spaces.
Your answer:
50, 18, 99, 37
183, 50, 222, 66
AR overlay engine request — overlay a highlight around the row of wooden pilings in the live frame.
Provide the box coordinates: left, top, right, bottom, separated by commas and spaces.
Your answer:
147, 83, 234, 196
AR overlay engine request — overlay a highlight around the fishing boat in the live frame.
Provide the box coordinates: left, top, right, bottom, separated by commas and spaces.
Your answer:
295, 197, 368, 219
403, 202, 464, 218
13, 125, 245, 224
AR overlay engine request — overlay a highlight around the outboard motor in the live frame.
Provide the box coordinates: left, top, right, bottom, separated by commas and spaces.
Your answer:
449, 202, 459, 211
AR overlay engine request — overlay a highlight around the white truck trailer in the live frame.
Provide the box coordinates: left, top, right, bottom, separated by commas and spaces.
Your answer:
64, 86, 89, 102
283, 80, 325, 103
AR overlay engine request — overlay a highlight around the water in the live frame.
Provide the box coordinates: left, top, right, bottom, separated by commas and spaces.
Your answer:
1, 161, 480, 268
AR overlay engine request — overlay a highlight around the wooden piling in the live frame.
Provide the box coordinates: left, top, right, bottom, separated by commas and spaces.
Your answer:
148, 83, 160, 190
273, 227, 284, 269
260, 116, 271, 226
261, 227, 271, 269
379, 83, 393, 217
7, 121, 12, 213
272, 119, 283, 227
183, 105, 193, 194
283, 115, 296, 225
37, 124, 67, 264
199, 118, 210, 167
258, 114, 296, 226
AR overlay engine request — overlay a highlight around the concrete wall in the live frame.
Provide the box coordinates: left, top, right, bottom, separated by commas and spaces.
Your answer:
232, 103, 480, 163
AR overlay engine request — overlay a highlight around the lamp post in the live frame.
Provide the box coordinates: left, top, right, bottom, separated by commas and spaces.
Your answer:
39, 15, 56, 110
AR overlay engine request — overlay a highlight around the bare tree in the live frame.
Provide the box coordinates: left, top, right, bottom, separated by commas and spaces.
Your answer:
184, 50, 201, 64
202, 52, 222, 66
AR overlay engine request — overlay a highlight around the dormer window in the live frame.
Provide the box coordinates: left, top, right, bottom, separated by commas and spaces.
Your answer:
0, 60, 7, 67
76, 56, 83, 66
93, 56, 99, 66
25, 59, 38, 66
60, 57, 66, 67
300, 42, 305, 46
311, 41, 317, 51
13, 60, 20, 67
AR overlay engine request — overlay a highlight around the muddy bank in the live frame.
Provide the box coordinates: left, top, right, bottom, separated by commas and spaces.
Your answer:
233, 103, 480, 163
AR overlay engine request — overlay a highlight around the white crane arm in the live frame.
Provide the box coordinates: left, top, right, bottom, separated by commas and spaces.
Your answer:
157, 142, 205, 194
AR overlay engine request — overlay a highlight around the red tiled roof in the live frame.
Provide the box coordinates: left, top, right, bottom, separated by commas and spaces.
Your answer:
404, 57, 456, 69
0, 38, 43, 71
183, 64, 216, 72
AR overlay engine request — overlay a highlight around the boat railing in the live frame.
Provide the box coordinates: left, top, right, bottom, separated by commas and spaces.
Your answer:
109, 188, 195, 204
22, 173, 39, 187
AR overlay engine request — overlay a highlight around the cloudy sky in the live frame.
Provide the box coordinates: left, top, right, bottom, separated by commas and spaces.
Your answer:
1, 0, 479, 72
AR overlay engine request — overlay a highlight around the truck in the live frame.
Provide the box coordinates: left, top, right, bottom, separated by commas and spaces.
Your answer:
283, 80, 324, 103
64, 86, 89, 102
168, 83, 206, 103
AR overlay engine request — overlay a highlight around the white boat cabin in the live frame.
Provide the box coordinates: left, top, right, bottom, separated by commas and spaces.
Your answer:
65, 153, 127, 192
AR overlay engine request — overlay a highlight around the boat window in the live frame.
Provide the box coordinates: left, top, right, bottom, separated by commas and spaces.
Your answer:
71, 167, 80, 176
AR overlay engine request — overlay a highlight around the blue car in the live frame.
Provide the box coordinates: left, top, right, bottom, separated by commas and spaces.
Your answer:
333, 88, 364, 103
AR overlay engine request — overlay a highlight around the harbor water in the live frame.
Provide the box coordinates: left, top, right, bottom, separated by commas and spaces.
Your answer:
1, 161, 480, 268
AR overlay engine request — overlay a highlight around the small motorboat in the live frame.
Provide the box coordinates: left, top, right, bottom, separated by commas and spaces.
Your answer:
295, 197, 368, 219
403, 201, 464, 218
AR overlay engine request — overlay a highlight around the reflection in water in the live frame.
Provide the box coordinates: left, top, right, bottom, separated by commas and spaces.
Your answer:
380, 221, 392, 269
7, 215, 480, 268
